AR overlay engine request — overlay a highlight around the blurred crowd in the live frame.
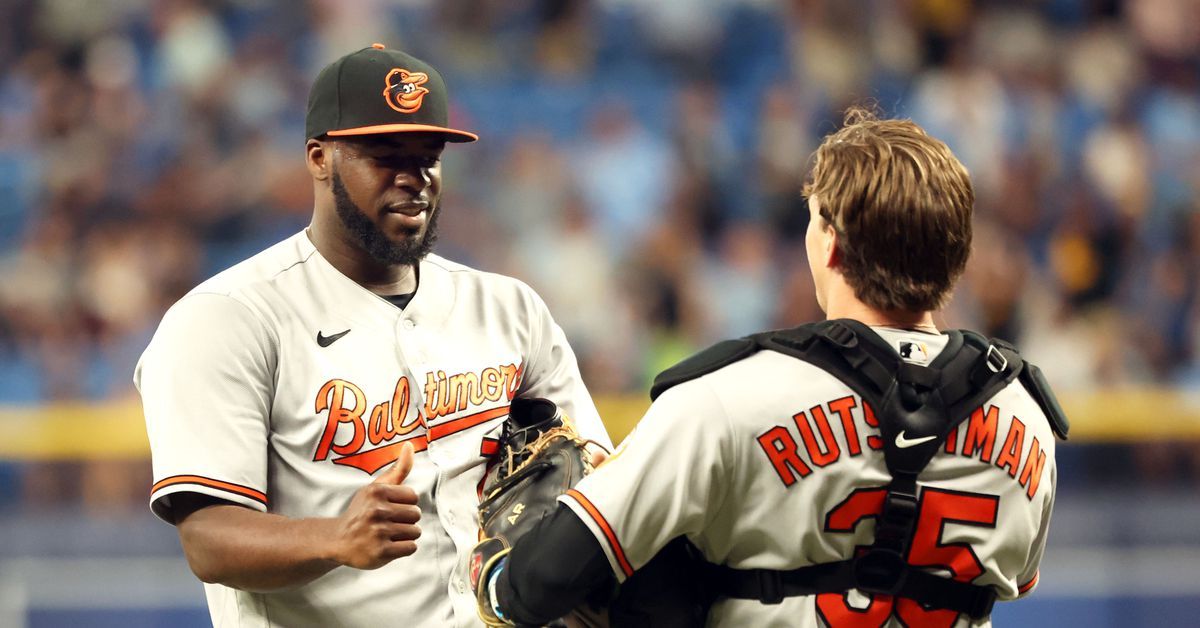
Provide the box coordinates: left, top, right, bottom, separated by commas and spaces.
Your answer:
0, 0, 1198, 414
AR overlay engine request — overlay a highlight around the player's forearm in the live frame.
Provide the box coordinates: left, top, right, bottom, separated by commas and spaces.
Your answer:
178, 503, 342, 592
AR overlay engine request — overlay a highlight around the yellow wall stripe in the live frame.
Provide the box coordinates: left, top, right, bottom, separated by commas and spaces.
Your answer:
0, 390, 1198, 461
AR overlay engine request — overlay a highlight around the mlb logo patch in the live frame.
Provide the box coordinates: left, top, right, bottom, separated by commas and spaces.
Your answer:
898, 341, 930, 363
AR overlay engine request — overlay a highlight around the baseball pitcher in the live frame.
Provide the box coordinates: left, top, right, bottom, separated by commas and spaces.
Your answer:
135, 44, 612, 628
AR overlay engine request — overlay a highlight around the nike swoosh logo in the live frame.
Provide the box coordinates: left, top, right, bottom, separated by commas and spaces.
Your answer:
316, 329, 351, 347
895, 431, 937, 449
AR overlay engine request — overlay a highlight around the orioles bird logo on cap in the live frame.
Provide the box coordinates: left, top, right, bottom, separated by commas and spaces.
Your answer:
383, 68, 429, 113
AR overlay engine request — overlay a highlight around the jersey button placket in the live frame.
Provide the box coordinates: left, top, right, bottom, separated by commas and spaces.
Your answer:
394, 315, 428, 446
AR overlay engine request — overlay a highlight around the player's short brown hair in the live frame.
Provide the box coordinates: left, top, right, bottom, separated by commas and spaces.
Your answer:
803, 107, 973, 312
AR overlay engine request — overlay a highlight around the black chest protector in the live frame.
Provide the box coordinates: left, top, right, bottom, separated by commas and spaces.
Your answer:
644, 319, 1069, 621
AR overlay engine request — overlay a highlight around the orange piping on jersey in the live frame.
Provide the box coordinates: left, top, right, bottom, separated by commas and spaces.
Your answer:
1018, 572, 1039, 594
427, 405, 510, 441
565, 489, 633, 578
334, 435, 430, 474
151, 475, 268, 506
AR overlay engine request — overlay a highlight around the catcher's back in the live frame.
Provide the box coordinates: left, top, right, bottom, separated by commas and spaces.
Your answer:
563, 326, 1057, 627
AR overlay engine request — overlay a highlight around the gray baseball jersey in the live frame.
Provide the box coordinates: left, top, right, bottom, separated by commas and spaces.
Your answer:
135, 231, 611, 627
561, 327, 1054, 628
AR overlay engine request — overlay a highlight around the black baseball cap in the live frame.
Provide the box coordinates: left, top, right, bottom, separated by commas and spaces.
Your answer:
305, 43, 478, 142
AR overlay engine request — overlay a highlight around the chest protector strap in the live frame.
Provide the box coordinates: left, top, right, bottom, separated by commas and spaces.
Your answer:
650, 319, 1068, 619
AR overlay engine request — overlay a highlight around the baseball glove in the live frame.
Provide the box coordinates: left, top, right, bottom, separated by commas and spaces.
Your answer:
470, 397, 598, 627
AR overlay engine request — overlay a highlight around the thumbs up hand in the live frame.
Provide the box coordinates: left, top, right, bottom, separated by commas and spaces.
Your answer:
375, 440, 415, 485
332, 442, 422, 569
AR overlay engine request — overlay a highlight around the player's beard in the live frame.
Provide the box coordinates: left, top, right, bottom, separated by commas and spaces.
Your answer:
332, 170, 439, 267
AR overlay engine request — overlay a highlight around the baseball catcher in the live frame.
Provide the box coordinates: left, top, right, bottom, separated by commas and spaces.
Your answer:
462, 108, 1066, 627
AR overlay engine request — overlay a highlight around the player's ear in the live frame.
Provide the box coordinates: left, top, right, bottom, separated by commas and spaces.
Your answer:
823, 221, 841, 269
306, 138, 331, 182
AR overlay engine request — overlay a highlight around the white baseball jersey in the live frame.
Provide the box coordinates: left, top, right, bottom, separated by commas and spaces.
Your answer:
561, 327, 1056, 628
135, 231, 611, 628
